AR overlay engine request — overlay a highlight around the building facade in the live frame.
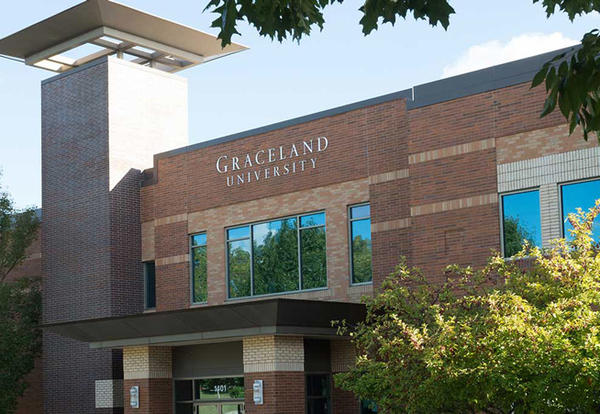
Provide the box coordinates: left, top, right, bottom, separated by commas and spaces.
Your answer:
4, 4, 600, 414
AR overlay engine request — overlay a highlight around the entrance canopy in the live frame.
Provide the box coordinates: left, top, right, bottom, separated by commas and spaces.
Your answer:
43, 298, 366, 349
0, 0, 247, 73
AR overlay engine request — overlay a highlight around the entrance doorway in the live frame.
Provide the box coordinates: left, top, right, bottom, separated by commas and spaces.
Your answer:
193, 402, 245, 414
175, 377, 245, 414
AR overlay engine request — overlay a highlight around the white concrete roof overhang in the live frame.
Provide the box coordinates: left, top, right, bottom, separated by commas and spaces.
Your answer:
0, 0, 247, 73
43, 298, 367, 349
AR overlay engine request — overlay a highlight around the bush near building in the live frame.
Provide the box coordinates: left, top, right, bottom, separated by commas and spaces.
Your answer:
336, 201, 600, 414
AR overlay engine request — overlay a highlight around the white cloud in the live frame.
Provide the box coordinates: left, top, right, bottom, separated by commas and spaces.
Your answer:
442, 32, 578, 78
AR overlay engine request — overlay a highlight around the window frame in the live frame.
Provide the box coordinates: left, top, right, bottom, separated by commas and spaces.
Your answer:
189, 232, 208, 305
499, 187, 541, 258
348, 202, 373, 286
143, 261, 156, 310
558, 177, 600, 239
225, 211, 328, 300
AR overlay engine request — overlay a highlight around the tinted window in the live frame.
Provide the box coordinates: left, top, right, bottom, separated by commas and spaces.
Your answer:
561, 179, 600, 241
144, 261, 156, 309
191, 234, 208, 303
227, 239, 251, 298
501, 190, 541, 256
252, 218, 299, 295
350, 204, 372, 284
226, 213, 327, 298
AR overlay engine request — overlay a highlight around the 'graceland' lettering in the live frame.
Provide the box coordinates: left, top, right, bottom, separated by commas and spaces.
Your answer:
215, 136, 328, 187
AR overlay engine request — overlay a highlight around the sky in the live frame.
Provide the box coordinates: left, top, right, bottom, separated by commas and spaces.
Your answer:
0, 0, 598, 209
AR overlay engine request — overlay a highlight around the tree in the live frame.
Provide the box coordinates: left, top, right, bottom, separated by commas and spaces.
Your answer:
334, 200, 600, 413
0, 179, 41, 414
204, 0, 600, 141
502, 216, 536, 257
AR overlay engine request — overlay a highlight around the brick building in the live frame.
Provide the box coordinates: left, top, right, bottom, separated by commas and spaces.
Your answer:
2, 1, 599, 413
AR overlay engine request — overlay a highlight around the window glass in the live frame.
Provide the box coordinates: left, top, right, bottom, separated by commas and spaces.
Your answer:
361, 400, 378, 413
561, 179, 600, 241
300, 212, 326, 227
192, 246, 207, 303
175, 403, 193, 414
227, 239, 251, 298
175, 380, 193, 401
194, 378, 245, 401
501, 190, 541, 256
301, 226, 327, 290
192, 233, 207, 246
351, 204, 370, 219
144, 261, 156, 309
350, 204, 372, 284
306, 374, 330, 414
226, 212, 327, 298
252, 218, 299, 295
191, 233, 208, 303
227, 226, 250, 240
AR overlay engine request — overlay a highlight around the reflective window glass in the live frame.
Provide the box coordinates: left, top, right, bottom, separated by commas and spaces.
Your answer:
192, 244, 207, 303
144, 261, 156, 309
227, 239, 251, 298
300, 212, 326, 227
192, 233, 207, 246
350, 204, 372, 284
561, 179, 600, 241
226, 212, 327, 298
252, 218, 299, 295
227, 226, 250, 240
350, 204, 370, 219
501, 190, 541, 256
301, 226, 327, 289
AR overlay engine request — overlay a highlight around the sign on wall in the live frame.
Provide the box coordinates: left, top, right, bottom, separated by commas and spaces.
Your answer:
253, 380, 263, 405
215, 136, 329, 187
130, 386, 139, 409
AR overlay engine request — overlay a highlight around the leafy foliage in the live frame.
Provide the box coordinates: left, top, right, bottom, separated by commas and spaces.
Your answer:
203, 0, 600, 143
0, 179, 41, 413
532, 30, 600, 141
0, 278, 42, 414
203, 0, 454, 46
0, 186, 39, 283
335, 200, 600, 413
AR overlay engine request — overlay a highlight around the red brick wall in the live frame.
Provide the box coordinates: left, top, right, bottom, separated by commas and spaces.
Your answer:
124, 378, 172, 414
244, 372, 305, 414
331, 383, 359, 414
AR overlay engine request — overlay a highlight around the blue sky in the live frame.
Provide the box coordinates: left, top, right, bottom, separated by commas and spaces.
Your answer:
0, 0, 598, 208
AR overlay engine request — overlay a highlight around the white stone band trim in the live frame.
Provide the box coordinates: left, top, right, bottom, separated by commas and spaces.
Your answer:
497, 147, 600, 246
497, 147, 600, 193
95, 379, 124, 408
243, 362, 305, 373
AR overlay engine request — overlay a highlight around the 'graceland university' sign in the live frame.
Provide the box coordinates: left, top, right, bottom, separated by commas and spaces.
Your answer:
215, 136, 329, 187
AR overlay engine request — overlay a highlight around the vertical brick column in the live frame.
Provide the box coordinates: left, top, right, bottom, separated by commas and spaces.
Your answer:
243, 336, 305, 414
330, 340, 359, 413
123, 346, 173, 414
41, 56, 188, 412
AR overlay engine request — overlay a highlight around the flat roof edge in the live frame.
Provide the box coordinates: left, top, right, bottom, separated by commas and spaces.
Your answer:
155, 88, 413, 160
153, 45, 577, 163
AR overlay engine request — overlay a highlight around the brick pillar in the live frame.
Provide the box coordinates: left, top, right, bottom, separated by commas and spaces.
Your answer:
330, 340, 359, 413
123, 346, 173, 414
41, 56, 188, 412
243, 336, 305, 414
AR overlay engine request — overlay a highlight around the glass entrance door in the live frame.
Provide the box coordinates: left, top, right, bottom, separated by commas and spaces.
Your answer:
193, 402, 244, 414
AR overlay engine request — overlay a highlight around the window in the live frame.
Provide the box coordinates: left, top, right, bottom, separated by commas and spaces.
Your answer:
174, 377, 244, 414
143, 261, 156, 309
226, 212, 327, 299
191, 233, 208, 303
306, 374, 330, 414
561, 178, 600, 241
361, 400, 378, 413
501, 190, 542, 257
349, 204, 372, 284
